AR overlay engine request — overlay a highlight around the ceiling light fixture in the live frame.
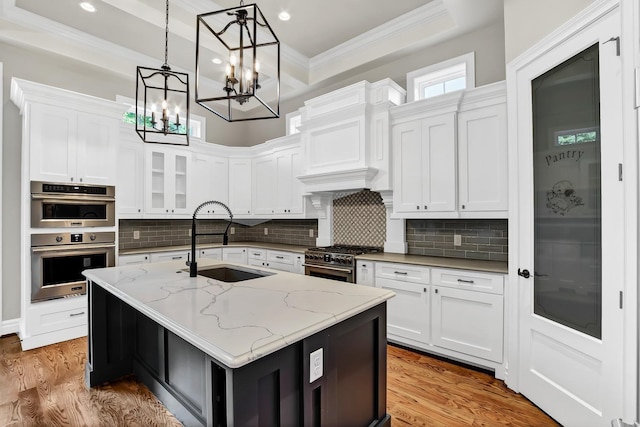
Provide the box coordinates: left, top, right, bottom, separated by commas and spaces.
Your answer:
79, 2, 96, 13
278, 11, 290, 21
212, 58, 222, 64
195, 0, 280, 122
135, 0, 190, 145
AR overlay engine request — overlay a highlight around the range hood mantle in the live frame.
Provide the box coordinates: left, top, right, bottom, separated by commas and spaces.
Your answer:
297, 167, 379, 193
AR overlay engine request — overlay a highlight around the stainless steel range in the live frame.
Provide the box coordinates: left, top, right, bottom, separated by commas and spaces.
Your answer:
304, 245, 381, 283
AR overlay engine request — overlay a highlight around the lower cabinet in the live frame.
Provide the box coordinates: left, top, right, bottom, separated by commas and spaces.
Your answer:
248, 249, 298, 273
373, 261, 505, 370
118, 253, 150, 266
198, 248, 222, 260
356, 261, 375, 286
222, 247, 248, 264
150, 250, 190, 263
21, 296, 88, 350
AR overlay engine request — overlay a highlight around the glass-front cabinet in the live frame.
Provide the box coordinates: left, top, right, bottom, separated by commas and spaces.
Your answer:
144, 146, 191, 216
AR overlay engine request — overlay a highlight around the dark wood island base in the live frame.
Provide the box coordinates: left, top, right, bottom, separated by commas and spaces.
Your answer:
85, 281, 391, 427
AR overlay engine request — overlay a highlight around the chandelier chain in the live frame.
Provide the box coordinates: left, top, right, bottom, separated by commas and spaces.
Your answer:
163, 0, 169, 68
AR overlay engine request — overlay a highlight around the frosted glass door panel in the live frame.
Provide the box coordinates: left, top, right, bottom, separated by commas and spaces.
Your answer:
531, 43, 601, 339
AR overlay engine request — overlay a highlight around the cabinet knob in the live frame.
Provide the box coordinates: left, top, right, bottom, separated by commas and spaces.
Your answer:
166, 209, 169, 212
424, 205, 428, 210
70, 177, 74, 182
138, 209, 141, 212
416, 205, 419, 210
80, 178, 83, 183
461, 204, 465, 209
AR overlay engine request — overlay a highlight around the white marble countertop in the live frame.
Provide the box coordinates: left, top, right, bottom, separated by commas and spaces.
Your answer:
84, 259, 394, 369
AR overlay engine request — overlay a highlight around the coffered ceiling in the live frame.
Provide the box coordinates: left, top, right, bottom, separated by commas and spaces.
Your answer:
0, 0, 503, 102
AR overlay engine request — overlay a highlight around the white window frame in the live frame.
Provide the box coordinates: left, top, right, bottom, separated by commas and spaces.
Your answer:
406, 52, 476, 102
115, 95, 206, 142
286, 110, 302, 135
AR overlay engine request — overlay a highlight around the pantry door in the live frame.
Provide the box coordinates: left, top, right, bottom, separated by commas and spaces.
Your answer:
512, 6, 624, 427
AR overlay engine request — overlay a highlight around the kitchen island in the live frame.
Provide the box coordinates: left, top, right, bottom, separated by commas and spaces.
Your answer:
83, 259, 394, 427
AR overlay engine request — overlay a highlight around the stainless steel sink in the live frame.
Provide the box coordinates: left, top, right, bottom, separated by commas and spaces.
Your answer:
191, 265, 274, 282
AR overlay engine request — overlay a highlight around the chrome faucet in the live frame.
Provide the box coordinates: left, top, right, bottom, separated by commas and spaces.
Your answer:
187, 200, 233, 277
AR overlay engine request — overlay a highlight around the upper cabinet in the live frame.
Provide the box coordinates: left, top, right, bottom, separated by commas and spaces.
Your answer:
14, 82, 122, 186
228, 157, 252, 216
144, 146, 191, 217
390, 82, 507, 219
117, 132, 144, 218
392, 112, 457, 215
191, 148, 229, 219
252, 135, 305, 217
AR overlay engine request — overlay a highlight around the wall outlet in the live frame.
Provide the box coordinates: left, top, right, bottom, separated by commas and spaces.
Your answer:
133, 230, 140, 240
188, 229, 191, 237
309, 229, 314, 237
230, 227, 235, 235
454, 234, 462, 246
264, 227, 268, 235
309, 348, 323, 383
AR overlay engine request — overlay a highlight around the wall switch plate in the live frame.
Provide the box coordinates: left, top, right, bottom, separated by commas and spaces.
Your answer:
133, 230, 140, 240
309, 348, 323, 383
309, 229, 314, 237
264, 227, 268, 235
454, 234, 462, 246
230, 227, 235, 235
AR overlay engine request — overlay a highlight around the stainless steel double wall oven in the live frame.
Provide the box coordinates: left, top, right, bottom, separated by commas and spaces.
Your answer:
30, 181, 116, 302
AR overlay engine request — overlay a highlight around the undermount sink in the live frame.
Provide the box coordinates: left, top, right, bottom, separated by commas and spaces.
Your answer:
192, 265, 274, 282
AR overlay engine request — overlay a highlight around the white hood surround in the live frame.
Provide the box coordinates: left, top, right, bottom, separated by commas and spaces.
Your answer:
295, 79, 408, 252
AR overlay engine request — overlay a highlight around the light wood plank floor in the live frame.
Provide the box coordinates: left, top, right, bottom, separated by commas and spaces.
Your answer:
0, 334, 559, 426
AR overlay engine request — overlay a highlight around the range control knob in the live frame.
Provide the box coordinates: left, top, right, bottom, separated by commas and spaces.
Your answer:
56, 236, 63, 243
90, 234, 97, 241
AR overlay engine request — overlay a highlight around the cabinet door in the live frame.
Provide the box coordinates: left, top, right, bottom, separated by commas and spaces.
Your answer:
392, 120, 423, 213
171, 151, 190, 215
421, 113, 456, 212
275, 148, 304, 214
376, 278, 430, 343
458, 104, 508, 214
252, 154, 276, 215
145, 147, 190, 216
356, 261, 375, 286
222, 247, 248, 264
263, 260, 294, 272
228, 159, 252, 215
29, 103, 76, 183
293, 254, 304, 274
75, 112, 118, 185
117, 138, 144, 217
192, 153, 229, 218
432, 286, 503, 362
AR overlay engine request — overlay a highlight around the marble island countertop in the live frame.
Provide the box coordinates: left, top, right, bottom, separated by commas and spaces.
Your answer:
83, 259, 394, 369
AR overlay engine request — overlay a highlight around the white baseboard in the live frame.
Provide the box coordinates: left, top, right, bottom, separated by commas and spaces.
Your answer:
1, 318, 20, 336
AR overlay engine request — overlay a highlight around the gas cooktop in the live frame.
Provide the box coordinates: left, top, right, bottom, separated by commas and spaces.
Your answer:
306, 245, 382, 256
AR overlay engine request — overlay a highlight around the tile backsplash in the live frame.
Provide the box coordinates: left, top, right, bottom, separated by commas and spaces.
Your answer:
406, 219, 508, 261
333, 190, 386, 247
119, 219, 318, 250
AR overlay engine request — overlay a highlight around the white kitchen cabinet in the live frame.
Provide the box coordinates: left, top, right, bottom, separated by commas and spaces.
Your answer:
192, 152, 229, 218
248, 248, 266, 267
293, 253, 305, 275
222, 247, 248, 264
457, 100, 508, 217
375, 262, 431, 344
392, 113, 456, 215
117, 135, 144, 218
430, 268, 503, 363
228, 158, 252, 215
144, 146, 191, 217
29, 103, 118, 185
198, 248, 222, 260
252, 146, 304, 216
149, 250, 190, 263
356, 260, 375, 286
118, 253, 150, 265
21, 296, 88, 350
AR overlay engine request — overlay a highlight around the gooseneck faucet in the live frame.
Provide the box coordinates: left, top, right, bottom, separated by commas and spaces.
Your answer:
187, 200, 233, 277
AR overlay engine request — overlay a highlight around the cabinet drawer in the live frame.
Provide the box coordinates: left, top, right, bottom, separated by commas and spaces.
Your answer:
375, 262, 429, 284
119, 253, 150, 266
27, 297, 87, 336
150, 251, 190, 263
267, 250, 294, 265
431, 268, 504, 295
248, 249, 266, 260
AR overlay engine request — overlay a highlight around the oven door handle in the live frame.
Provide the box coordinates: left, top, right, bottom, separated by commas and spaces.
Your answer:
31, 194, 116, 202
303, 264, 353, 273
32, 243, 116, 254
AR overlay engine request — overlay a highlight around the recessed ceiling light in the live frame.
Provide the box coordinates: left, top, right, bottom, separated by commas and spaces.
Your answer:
212, 58, 222, 65
79, 2, 96, 12
278, 11, 290, 21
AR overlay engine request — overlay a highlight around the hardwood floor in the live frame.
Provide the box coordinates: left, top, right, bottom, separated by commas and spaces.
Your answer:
0, 334, 559, 426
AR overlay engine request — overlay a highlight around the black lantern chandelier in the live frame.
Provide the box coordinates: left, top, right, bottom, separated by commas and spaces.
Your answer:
136, 0, 190, 145
195, 1, 280, 122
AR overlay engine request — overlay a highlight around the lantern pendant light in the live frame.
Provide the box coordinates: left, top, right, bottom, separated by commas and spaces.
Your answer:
195, 0, 280, 122
136, 0, 190, 145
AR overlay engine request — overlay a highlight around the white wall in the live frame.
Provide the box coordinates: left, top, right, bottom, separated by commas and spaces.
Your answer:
503, 0, 596, 63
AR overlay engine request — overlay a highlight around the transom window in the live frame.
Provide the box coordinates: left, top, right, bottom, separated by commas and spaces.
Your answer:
407, 52, 475, 102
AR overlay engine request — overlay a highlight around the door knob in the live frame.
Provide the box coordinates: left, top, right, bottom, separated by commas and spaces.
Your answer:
518, 268, 531, 279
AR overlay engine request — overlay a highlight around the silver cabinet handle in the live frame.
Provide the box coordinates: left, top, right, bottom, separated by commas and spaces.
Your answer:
69, 312, 85, 317
457, 279, 474, 284
394, 271, 408, 275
